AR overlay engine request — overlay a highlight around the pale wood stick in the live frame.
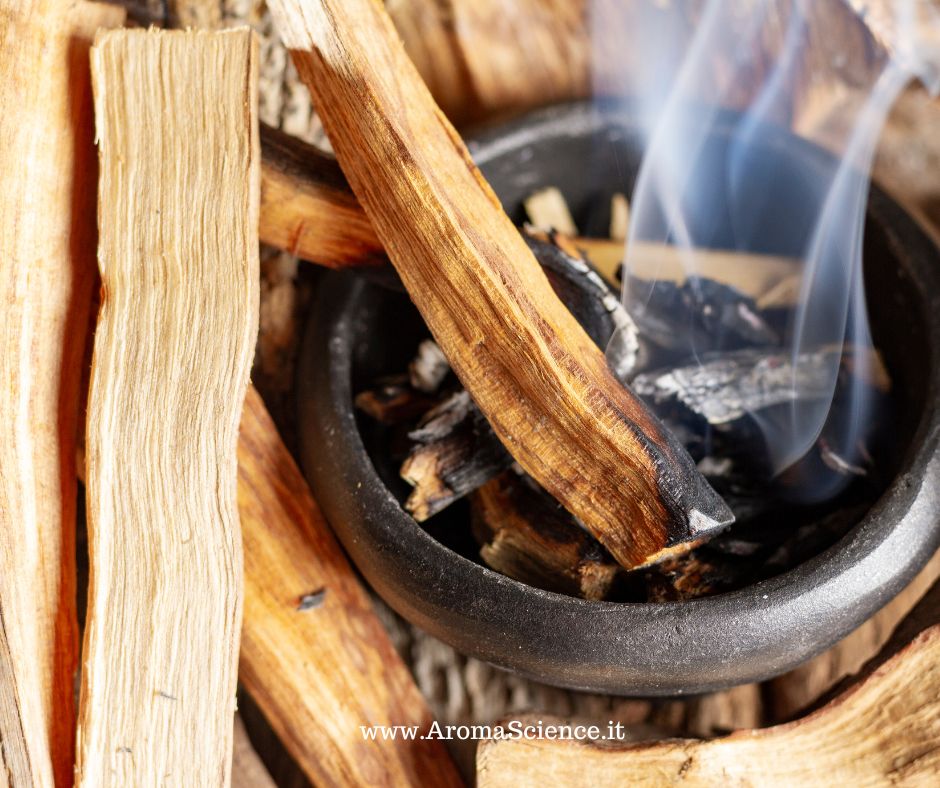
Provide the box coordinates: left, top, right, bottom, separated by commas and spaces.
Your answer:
0, 2, 124, 784
78, 28, 260, 785
269, 0, 733, 570
238, 386, 462, 788
477, 578, 940, 787
573, 237, 801, 299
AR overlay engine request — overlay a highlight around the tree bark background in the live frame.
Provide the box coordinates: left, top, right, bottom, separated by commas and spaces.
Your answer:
147, 1, 940, 783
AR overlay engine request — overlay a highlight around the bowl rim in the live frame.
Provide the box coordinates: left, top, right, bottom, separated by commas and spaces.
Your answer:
297, 101, 940, 695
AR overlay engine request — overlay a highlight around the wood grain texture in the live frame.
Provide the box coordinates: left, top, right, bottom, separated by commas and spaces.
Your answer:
767, 548, 940, 721
477, 578, 940, 787
78, 28, 259, 786
0, 2, 124, 784
238, 386, 462, 788
260, 124, 383, 268
268, 0, 733, 570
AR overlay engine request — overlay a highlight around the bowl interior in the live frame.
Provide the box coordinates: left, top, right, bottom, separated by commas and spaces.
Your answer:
351, 104, 932, 594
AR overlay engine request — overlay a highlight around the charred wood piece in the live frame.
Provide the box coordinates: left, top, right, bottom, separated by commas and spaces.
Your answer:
624, 275, 779, 356
354, 375, 439, 425
401, 392, 512, 521
633, 348, 846, 426
471, 473, 620, 601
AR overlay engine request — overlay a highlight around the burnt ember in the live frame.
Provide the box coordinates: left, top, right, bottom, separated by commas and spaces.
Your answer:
632, 347, 887, 428
632, 348, 842, 426
624, 274, 778, 358
400, 391, 512, 521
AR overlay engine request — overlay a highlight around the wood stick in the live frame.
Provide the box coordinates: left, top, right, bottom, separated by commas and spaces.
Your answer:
0, 2, 124, 784
477, 578, 940, 787
260, 124, 383, 268
78, 28, 260, 785
269, 0, 733, 570
238, 386, 462, 788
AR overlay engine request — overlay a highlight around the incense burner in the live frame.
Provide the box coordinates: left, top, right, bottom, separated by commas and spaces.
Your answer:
297, 103, 940, 694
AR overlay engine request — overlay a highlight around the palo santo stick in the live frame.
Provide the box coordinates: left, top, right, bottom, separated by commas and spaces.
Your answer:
78, 28, 259, 785
0, 2, 124, 784
477, 579, 940, 787
269, 0, 733, 569
260, 124, 383, 268
572, 237, 801, 299
238, 387, 462, 788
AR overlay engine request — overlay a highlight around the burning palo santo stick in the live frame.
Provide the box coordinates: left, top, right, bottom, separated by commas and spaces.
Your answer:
268, 0, 733, 569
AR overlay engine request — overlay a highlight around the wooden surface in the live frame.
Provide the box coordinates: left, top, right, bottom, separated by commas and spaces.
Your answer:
269, 0, 734, 570
238, 386, 462, 788
477, 579, 940, 787
0, 2, 124, 784
78, 28, 259, 785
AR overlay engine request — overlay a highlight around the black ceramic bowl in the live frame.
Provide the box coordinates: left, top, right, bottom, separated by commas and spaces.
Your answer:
297, 103, 940, 695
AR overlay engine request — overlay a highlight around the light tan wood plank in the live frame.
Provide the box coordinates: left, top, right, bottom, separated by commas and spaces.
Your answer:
77, 28, 260, 786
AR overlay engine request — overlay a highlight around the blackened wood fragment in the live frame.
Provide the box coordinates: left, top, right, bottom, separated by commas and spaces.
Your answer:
401, 392, 512, 521
632, 348, 874, 426
625, 275, 779, 355
471, 473, 620, 600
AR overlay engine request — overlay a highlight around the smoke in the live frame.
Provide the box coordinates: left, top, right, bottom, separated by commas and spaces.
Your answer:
594, 0, 938, 501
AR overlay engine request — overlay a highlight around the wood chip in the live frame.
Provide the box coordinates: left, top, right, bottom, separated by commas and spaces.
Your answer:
524, 186, 579, 235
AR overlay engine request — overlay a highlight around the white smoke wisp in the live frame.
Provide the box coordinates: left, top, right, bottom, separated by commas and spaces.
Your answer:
594, 0, 939, 501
